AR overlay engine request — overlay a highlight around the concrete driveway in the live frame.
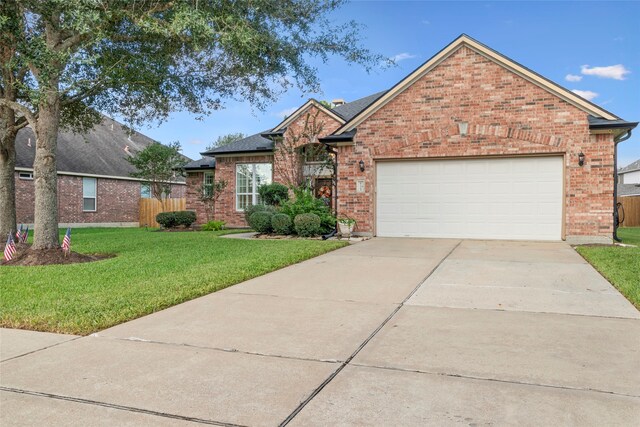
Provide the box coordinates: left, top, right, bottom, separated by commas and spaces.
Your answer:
1, 238, 639, 426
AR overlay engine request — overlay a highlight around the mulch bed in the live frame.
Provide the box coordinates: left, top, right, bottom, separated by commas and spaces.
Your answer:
1, 243, 114, 266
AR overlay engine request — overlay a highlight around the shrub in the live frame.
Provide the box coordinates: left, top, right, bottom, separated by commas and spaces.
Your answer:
258, 183, 289, 206
174, 210, 197, 227
294, 213, 322, 237
271, 213, 293, 235
156, 211, 196, 228
156, 212, 177, 228
201, 220, 226, 231
279, 187, 336, 233
243, 204, 276, 224
250, 211, 273, 233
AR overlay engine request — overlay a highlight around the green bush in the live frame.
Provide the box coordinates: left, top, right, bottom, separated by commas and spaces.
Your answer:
280, 187, 335, 233
294, 213, 322, 237
156, 212, 177, 228
250, 211, 273, 233
156, 211, 197, 228
243, 204, 276, 224
201, 220, 226, 231
258, 182, 289, 206
271, 213, 293, 235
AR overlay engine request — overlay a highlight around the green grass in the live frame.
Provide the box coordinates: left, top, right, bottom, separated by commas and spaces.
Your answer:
576, 227, 640, 309
0, 228, 347, 335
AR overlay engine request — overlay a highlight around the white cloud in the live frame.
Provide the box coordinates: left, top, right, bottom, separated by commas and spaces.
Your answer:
581, 64, 630, 80
188, 139, 203, 145
274, 107, 298, 119
565, 74, 582, 82
571, 89, 598, 101
390, 52, 417, 63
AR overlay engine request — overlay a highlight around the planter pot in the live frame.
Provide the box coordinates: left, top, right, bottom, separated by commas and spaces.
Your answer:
338, 222, 355, 237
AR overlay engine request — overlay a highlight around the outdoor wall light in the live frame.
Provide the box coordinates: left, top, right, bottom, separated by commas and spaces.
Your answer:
458, 121, 469, 136
578, 152, 585, 167
359, 160, 365, 172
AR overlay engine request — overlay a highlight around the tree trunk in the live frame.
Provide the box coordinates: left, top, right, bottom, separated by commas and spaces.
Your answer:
32, 88, 61, 249
0, 106, 17, 238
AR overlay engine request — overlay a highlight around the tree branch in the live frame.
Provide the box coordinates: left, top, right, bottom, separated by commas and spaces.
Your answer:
0, 99, 37, 129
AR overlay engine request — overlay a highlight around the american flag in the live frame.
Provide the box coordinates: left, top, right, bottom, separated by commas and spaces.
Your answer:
4, 233, 16, 261
62, 227, 71, 253
21, 226, 29, 243
15, 225, 22, 242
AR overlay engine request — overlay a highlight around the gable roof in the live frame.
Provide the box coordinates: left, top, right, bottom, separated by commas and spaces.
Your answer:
15, 116, 188, 182
184, 157, 216, 170
271, 99, 345, 133
200, 132, 273, 156
619, 159, 640, 174
334, 34, 620, 135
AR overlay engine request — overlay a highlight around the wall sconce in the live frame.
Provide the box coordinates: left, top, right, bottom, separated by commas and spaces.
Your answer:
578, 152, 585, 167
359, 160, 365, 172
458, 121, 468, 136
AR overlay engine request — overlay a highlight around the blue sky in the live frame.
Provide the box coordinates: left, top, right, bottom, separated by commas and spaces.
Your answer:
140, 1, 640, 168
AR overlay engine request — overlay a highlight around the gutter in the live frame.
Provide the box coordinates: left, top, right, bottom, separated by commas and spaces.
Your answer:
613, 129, 634, 242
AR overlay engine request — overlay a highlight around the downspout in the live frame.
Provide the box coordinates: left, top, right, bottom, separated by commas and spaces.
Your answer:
613, 130, 633, 242
320, 142, 338, 240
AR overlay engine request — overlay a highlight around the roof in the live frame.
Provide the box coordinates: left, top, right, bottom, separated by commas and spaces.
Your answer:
200, 132, 273, 156
271, 99, 345, 133
618, 183, 640, 197
16, 116, 188, 182
184, 157, 216, 170
332, 91, 387, 121
333, 34, 622, 135
618, 159, 640, 174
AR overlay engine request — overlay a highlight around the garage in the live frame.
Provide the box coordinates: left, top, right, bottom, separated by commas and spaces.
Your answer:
375, 156, 564, 240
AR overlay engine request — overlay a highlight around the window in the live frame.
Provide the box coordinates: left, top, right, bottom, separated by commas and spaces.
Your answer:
83, 177, 97, 212
140, 184, 151, 199
18, 172, 34, 180
203, 172, 214, 197
236, 163, 272, 211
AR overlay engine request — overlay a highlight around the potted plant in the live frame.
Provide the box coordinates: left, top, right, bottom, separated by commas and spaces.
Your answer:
337, 217, 356, 238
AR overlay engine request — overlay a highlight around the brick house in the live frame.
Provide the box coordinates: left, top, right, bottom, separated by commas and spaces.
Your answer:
186, 35, 637, 243
16, 116, 186, 227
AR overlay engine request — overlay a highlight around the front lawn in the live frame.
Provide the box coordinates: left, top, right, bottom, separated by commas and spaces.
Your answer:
576, 227, 640, 309
0, 228, 347, 335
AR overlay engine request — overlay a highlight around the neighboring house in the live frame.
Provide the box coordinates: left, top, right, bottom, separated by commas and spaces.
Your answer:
185, 34, 637, 244
15, 116, 187, 227
617, 159, 640, 197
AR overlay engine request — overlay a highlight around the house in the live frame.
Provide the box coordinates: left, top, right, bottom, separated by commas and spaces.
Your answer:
186, 34, 637, 244
618, 159, 640, 197
15, 116, 187, 227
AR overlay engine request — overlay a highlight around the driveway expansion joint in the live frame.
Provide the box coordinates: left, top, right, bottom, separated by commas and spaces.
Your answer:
278, 241, 462, 426
348, 363, 640, 399
0, 386, 245, 427
0, 336, 82, 364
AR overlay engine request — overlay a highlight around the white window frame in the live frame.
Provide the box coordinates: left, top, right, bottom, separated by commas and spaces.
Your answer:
82, 177, 97, 212
235, 163, 272, 212
203, 172, 214, 197
18, 172, 34, 180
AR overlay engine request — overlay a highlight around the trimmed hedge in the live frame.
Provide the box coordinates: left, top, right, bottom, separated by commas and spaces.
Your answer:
271, 213, 293, 235
243, 204, 276, 224
250, 211, 273, 233
294, 213, 322, 237
258, 183, 289, 206
156, 210, 196, 228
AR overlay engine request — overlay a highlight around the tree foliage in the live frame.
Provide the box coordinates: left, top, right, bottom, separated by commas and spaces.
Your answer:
0, 0, 383, 248
196, 177, 228, 221
127, 142, 187, 203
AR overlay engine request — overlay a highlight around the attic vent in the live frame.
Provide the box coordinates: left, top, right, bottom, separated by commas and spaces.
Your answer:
124, 145, 132, 156
332, 99, 346, 106
27, 137, 32, 147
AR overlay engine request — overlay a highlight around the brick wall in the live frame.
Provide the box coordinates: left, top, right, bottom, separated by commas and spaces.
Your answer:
185, 170, 212, 224
337, 46, 613, 240
15, 172, 185, 225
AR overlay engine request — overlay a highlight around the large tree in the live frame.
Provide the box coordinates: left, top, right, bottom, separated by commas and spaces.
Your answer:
0, 0, 381, 249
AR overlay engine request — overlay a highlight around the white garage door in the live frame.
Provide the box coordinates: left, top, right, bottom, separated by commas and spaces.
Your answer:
376, 157, 563, 240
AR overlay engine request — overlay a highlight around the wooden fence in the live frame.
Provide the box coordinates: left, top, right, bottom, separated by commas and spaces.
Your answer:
139, 198, 186, 227
619, 196, 640, 227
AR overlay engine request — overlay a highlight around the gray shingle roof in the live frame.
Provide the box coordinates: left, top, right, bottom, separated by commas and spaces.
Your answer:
618, 159, 640, 174
184, 157, 216, 170
16, 116, 188, 182
200, 132, 273, 156
332, 91, 387, 121
618, 183, 640, 197
588, 116, 638, 129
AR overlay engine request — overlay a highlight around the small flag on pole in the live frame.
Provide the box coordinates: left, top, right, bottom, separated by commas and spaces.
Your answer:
15, 225, 23, 242
4, 233, 17, 261
21, 226, 29, 243
62, 227, 72, 254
